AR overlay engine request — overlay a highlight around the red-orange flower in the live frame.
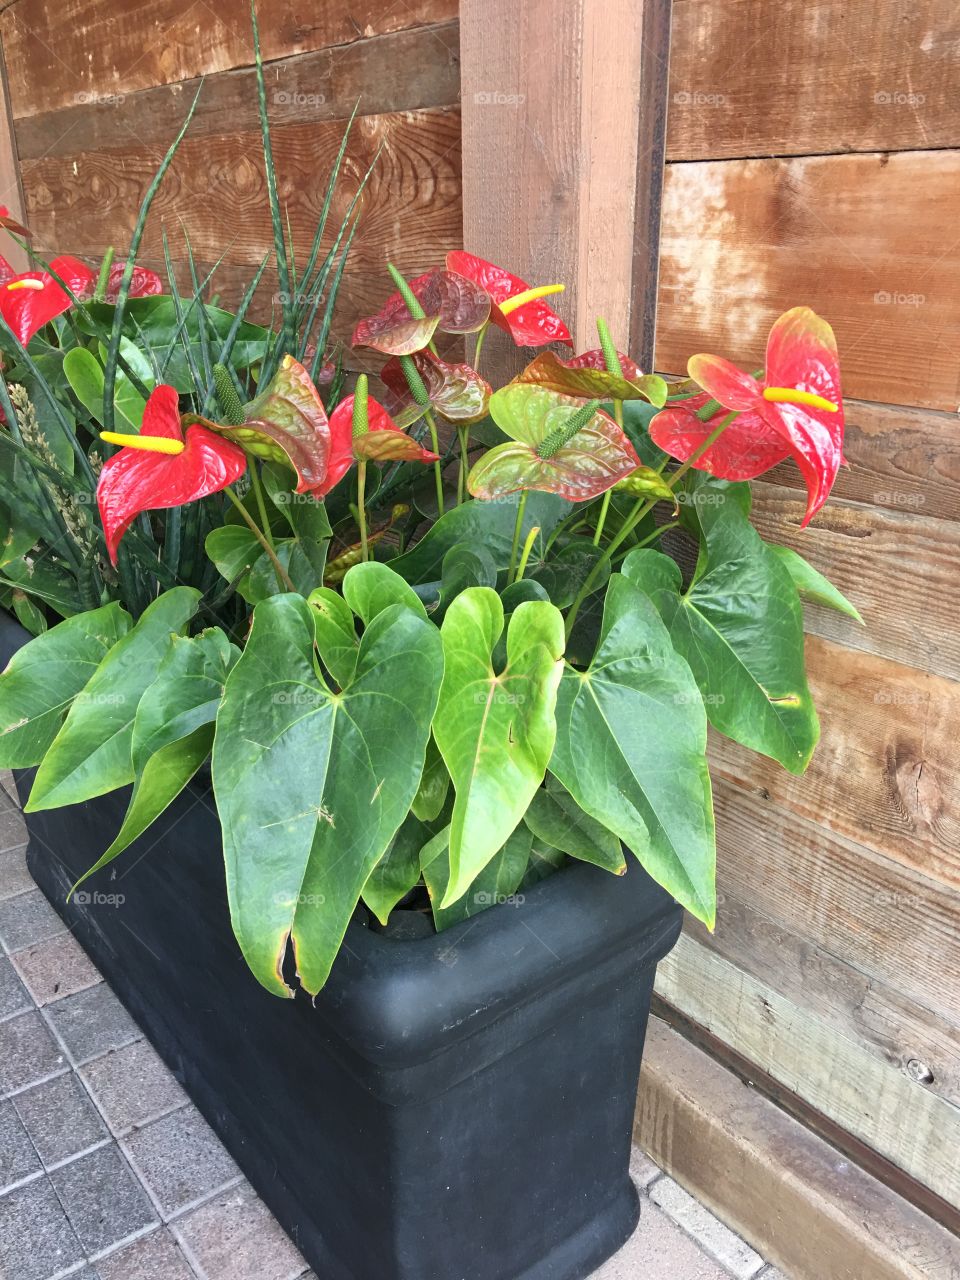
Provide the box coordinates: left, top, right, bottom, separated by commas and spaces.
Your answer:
312, 394, 438, 499
0, 256, 96, 347
445, 251, 572, 348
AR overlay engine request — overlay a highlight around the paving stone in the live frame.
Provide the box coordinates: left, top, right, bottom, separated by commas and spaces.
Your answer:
0, 953, 31, 1020
0, 1175, 86, 1280
650, 1176, 766, 1279
12, 932, 101, 1007
98, 1225, 201, 1280
0, 888, 66, 953
0, 847, 31, 902
630, 1144, 662, 1190
0, 799, 26, 854
44, 983, 139, 1066
175, 1184, 307, 1280
122, 1106, 240, 1218
50, 1145, 157, 1257
81, 1039, 188, 1137
592, 1201, 731, 1279
0, 1097, 42, 1190
0, 770, 18, 806
13, 1072, 109, 1169
0, 1009, 66, 1095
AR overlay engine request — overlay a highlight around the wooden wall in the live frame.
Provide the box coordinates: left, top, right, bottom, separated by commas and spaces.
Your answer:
0, 0, 462, 357
655, 0, 960, 1217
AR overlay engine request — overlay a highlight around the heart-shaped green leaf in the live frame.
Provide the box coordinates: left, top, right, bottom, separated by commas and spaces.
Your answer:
549, 573, 716, 925
341, 561, 428, 624
420, 823, 531, 930
523, 778, 626, 874
411, 733, 449, 821
433, 588, 565, 906
361, 812, 430, 925
213, 593, 443, 996
469, 384, 640, 502
0, 602, 132, 767
306, 587, 359, 689
516, 351, 668, 406
27, 587, 201, 811
621, 495, 820, 774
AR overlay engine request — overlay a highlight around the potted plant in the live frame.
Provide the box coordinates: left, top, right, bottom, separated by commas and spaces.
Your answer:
0, 29, 859, 1280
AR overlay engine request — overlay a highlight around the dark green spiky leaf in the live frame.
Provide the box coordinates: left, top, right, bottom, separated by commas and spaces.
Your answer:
1, 557, 84, 618
770, 545, 863, 622
469, 385, 640, 502
11, 591, 46, 636
516, 351, 668, 405
550, 573, 716, 926
524, 779, 625, 873
621, 496, 819, 774
433, 588, 565, 906
0, 602, 131, 768
420, 823, 531, 931
362, 813, 429, 925
27, 587, 201, 811
213, 593, 442, 996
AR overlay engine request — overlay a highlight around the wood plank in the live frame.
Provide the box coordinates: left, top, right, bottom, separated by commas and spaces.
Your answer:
655, 150, 960, 411
654, 936, 960, 1206
707, 770, 960, 1026
749, 482, 960, 680
18, 106, 463, 354
0, 35, 26, 272
684, 894, 960, 1107
764, 398, 960, 524
666, 0, 960, 161
637, 1018, 960, 1279
12, 21, 461, 160
0, 0, 458, 119
460, 0, 655, 372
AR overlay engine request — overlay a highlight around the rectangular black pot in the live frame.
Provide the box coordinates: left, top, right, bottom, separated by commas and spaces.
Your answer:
1, 613, 683, 1280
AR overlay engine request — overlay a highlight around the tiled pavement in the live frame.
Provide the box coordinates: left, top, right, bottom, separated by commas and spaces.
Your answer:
0, 774, 781, 1280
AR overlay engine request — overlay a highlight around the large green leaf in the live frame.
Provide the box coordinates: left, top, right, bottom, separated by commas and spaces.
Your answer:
770, 545, 863, 622
306, 587, 359, 688
341, 561, 427, 624
433, 588, 564, 907
0, 605, 126, 768
213, 593, 443, 997
26, 588, 201, 811
420, 823, 531, 930
205, 525, 326, 604
72, 629, 239, 891
549, 573, 716, 925
63, 345, 148, 433
523, 778, 626, 874
410, 734, 449, 821
622, 497, 820, 774
361, 813, 429, 925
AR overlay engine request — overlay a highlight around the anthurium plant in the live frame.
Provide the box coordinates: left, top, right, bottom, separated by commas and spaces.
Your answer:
0, 30, 860, 997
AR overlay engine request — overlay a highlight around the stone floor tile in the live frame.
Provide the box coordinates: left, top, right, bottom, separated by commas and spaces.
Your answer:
175, 1184, 307, 1280
650, 1177, 766, 1279
630, 1144, 662, 1191
0, 1097, 42, 1190
97, 1226, 196, 1280
0, 848, 31, 902
50, 1145, 157, 1257
44, 983, 139, 1066
0, 800, 27, 854
81, 1039, 187, 1137
0, 888, 67, 953
0, 1009, 66, 1095
0, 1175, 86, 1280
13, 1072, 109, 1169
591, 1200, 730, 1279
0, 953, 32, 1020
12, 932, 101, 1007
0, 770, 18, 807
122, 1106, 239, 1219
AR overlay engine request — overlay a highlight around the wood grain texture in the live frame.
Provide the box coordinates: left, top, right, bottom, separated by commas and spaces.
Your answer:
666, 0, 960, 161
656, 149, 960, 411
0, 37, 26, 272
765, 398, 960, 523
12, 21, 461, 159
0, 0, 458, 119
19, 106, 463, 356
460, 0, 651, 374
655, 936, 960, 1206
749, 482, 960, 680
684, 893, 960, 1107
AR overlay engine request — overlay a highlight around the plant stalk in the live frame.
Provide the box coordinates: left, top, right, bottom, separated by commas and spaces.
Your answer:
507, 491, 528, 581
224, 485, 295, 592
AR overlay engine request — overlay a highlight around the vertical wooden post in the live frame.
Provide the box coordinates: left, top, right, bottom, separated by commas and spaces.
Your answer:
459, 0, 672, 377
0, 30, 26, 271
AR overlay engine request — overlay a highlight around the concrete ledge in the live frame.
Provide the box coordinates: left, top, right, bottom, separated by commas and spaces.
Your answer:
636, 1017, 960, 1280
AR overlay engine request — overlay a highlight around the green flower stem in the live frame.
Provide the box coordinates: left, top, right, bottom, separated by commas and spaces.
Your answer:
425, 407, 445, 515
93, 247, 115, 303
247, 463, 275, 553
592, 489, 613, 546
564, 411, 738, 638
224, 485, 296, 593
387, 262, 438, 355
357, 461, 369, 562
353, 376, 370, 560
397, 354, 444, 515
514, 523, 541, 583
457, 425, 470, 505
591, 323, 623, 547
508, 490, 529, 581
610, 520, 679, 564
473, 321, 489, 373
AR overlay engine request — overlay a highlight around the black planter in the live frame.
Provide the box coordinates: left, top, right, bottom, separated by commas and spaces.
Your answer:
1, 613, 683, 1280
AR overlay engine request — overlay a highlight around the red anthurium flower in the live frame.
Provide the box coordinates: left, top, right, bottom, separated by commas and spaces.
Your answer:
380, 350, 492, 425
445, 251, 572, 348
650, 307, 844, 526
0, 256, 15, 285
97, 384, 247, 564
104, 261, 164, 302
351, 268, 489, 356
0, 256, 96, 347
312, 394, 439, 500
